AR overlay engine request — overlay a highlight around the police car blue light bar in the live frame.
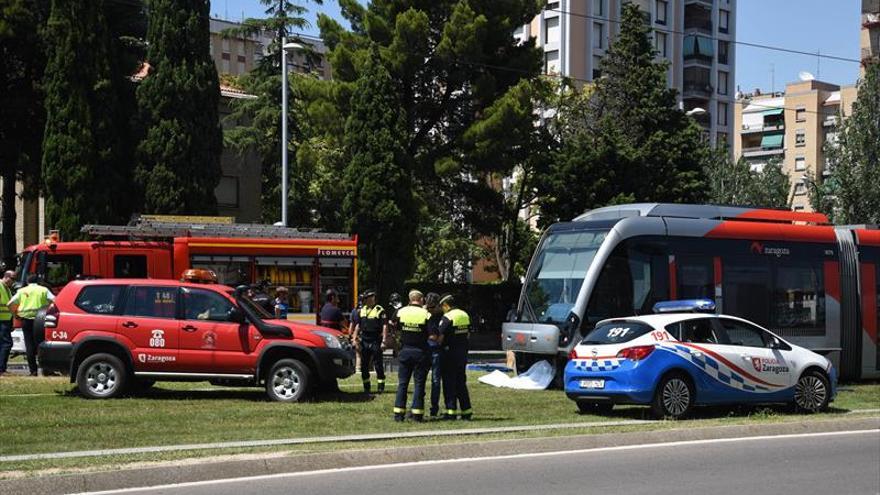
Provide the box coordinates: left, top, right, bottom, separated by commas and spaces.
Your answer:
652, 299, 716, 314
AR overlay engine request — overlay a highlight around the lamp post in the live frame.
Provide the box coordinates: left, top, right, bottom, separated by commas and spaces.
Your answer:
280, 38, 304, 227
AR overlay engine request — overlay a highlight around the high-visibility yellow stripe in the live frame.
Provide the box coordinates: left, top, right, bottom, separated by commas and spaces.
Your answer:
446, 409, 456, 415
411, 409, 424, 414
393, 407, 406, 414
377, 379, 385, 383
460, 408, 472, 415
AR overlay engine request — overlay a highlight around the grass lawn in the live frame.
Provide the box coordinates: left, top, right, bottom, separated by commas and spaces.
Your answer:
0, 372, 877, 476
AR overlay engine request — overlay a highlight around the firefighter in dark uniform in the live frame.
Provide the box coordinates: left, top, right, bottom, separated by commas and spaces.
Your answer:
424, 292, 444, 417
393, 290, 431, 422
438, 294, 472, 420
351, 290, 387, 393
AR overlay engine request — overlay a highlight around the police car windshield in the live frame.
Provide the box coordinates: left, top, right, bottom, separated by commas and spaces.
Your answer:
522, 229, 608, 324
581, 321, 654, 345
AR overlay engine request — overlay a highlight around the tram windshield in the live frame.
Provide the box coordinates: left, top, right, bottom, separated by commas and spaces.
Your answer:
521, 229, 608, 324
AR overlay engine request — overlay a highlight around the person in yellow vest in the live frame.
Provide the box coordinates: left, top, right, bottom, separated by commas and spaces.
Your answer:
438, 294, 472, 420
351, 290, 388, 393
8, 275, 54, 376
393, 289, 431, 422
0, 271, 16, 375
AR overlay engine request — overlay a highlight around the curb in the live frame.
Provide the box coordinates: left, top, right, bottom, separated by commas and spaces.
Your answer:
2, 416, 877, 495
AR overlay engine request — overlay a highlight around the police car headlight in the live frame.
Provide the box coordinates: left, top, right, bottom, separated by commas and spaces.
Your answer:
313, 331, 342, 349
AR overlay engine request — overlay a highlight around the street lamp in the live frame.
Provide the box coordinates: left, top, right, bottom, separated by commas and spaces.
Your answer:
280, 39, 304, 227
685, 107, 707, 116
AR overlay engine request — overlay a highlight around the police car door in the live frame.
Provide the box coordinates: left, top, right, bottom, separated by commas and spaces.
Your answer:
710, 317, 794, 399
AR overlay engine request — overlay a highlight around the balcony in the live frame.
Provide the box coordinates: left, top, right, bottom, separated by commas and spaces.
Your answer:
823, 115, 839, 127
743, 146, 785, 158
683, 83, 713, 98
741, 124, 764, 134
864, 0, 880, 15
862, 47, 879, 64
864, 12, 880, 28
685, 0, 714, 7
684, 3, 713, 35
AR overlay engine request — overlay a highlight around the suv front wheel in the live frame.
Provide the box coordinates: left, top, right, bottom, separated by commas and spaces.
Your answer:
76, 353, 129, 399
265, 358, 311, 402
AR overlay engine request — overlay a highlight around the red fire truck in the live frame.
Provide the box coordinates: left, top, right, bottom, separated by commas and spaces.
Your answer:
12, 217, 358, 324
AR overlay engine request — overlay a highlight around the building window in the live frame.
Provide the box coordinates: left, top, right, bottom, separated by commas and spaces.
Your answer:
222, 38, 230, 53
718, 71, 728, 95
796, 130, 806, 147
593, 22, 604, 49
794, 183, 806, 196
655, 31, 668, 57
547, 1, 560, 10
592, 55, 602, 79
655, 0, 667, 25
544, 49, 560, 75
719, 10, 730, 34
717, 102, 728, 126
545, 16, 560, 44
793, 206, 805, 211
795, 107, 806, 122
718, 40, 729, 65
222, 58, 230, 73
215, 176, 240, 208
513, 25, 525, 41
795, 156, 806, 171
592, 0, 603, 16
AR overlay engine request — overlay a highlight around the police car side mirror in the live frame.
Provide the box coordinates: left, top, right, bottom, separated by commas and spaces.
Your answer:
769, 337, 790, 351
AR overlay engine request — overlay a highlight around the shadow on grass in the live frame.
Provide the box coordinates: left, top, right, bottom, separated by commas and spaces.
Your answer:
59, 386, 377, 403
576, 403, 855, 421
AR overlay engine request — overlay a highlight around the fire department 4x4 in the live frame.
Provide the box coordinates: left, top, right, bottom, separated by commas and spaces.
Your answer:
37, 273, 354, 401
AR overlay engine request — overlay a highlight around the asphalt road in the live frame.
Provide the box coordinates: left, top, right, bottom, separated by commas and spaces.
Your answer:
87, 431, 880, 495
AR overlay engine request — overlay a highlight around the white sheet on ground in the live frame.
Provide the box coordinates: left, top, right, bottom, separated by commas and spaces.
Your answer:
477, 360, 555, 390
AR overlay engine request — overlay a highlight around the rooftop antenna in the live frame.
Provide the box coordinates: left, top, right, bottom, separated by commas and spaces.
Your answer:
770, 63, 775, 93
224, 0, 228, 20
816, 48, 821, 79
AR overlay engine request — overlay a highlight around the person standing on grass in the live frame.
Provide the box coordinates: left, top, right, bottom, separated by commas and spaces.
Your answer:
392, 290, 431, 422
438, 294, 472, 420
424, 292, 444, 417
8, 275, 54, 376
0, 271, 16, 375
351, 290, 388, 394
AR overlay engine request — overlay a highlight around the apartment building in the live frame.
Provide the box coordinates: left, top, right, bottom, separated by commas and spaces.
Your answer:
733, 80, 858, 212
862, 0, 879, 74
519, 0, 736, 148
209, 18, 332, 80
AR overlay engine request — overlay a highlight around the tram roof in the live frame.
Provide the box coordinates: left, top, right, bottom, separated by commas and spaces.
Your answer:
573, 203, 830, 225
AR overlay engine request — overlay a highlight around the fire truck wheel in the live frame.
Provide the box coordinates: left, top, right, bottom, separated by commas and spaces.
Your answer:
76, 353, 128, 400
265, 358, 311, 402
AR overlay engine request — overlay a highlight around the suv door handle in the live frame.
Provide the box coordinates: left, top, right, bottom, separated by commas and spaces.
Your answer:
121, 321, 138, 329
182, 325, 198, 332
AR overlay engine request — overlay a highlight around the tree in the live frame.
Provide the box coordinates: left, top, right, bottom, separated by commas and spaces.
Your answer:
343, 49, 415, 298
705, 151, 790, 208
41, 0, 132, 239
810, 61, 880, 224
537, 4, 708, 226
315, 0, 545, 282
0, 0, 48, 261
135, 0, 221, 214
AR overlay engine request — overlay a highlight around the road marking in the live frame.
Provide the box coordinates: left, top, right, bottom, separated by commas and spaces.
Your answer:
0, 419, 654, 462
72, 429, 879, 495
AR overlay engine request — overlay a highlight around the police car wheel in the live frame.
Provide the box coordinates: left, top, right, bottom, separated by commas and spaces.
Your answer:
266, 359, 311, 402
651, 374, 694, 419
76, 353, 128, 400
793, 370, 830, 413
576, 402, 613, 415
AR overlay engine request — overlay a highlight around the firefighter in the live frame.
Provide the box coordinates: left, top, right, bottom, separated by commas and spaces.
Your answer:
351, 290, 387, 393
8, 275, 54, 376
393, 290, 431, 422
424, 292, 444, 417
319, 289, 345, 330
438, 294, 472, 420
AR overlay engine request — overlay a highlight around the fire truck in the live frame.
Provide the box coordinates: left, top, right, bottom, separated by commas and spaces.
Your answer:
12, 216, 358, 324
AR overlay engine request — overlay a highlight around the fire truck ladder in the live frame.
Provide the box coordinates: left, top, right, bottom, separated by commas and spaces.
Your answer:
81, 221, 352, 241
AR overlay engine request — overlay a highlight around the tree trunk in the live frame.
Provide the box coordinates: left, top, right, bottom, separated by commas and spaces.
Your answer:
1, 171, 17, 266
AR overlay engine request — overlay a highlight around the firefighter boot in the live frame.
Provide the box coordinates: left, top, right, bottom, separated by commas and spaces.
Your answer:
377, 378, 385, 393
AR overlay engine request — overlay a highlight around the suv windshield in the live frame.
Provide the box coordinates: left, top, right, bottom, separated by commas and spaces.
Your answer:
234, 292, 275, 320
581, 320, 654, 345
522, 229, 608, 324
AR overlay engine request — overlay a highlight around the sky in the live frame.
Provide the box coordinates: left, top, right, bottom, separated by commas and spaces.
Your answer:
218, 0, 865, 91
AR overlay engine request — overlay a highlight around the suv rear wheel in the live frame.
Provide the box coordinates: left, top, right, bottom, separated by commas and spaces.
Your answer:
265, 358, 311, 402
76, 353, 128, 399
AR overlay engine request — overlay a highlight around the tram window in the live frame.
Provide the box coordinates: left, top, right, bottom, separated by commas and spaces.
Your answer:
723, 259, 771, 327
586, 255, 633, 323
677, 257, 713, 299
771, 262, 825, 337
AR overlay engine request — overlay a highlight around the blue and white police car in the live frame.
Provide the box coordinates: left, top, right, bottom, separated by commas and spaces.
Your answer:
564, 300, 837, 419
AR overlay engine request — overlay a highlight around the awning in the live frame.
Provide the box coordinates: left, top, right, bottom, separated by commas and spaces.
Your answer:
683, 36, 696, 56
761, 108, 784, 116
696, 36, 713, 55
761, 133, 784, 148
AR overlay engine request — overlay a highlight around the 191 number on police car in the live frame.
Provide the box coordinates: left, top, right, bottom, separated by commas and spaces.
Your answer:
606, 327, 631, 339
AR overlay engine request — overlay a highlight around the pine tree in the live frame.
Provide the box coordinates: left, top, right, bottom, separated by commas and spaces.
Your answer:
705, 152, 790, 208
41, 0, 131, 239
538, 4, 708, 225
135, 0, 221, 214
812, 61, 880, 223
343, 49, 415, 299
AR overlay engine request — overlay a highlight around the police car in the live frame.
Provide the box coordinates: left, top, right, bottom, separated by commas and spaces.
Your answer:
564, 300, 837, 419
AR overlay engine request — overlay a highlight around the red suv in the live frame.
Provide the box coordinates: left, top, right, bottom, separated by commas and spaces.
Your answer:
37, 279, 354, 401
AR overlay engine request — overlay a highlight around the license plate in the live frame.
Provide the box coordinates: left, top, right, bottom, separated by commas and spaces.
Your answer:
579, 379, 605, 389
